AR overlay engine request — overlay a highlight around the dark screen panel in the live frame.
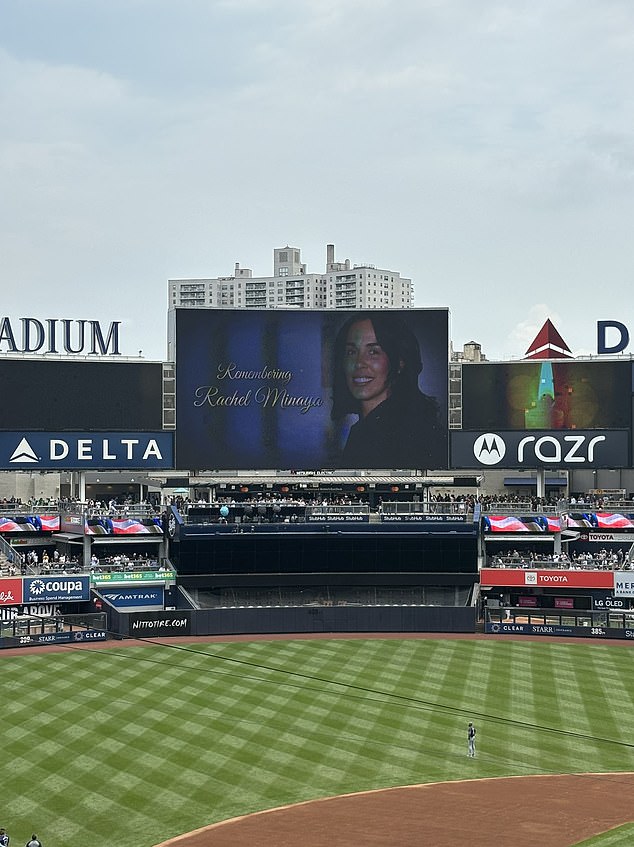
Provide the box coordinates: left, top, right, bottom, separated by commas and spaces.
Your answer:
0, 359, 163, 430
174, 535, 477, 575
462, 360, 632, 431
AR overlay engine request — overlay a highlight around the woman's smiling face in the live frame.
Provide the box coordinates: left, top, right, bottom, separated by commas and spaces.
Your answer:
344, 318, 393, 416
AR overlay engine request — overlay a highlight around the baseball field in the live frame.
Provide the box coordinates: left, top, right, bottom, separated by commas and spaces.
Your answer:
2, 634, 634, 847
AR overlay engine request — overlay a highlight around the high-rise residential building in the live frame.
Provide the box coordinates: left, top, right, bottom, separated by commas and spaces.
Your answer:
168, 244, 413, 311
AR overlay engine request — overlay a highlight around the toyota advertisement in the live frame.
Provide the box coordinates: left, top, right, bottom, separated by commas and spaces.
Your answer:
480, 568, 615, 589
173, 308, 449, 471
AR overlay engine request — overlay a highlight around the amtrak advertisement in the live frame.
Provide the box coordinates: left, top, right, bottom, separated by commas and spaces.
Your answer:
99, 586, 164, 608
451, 430, 630, 469
0, 432, 174, 469
174, 309, 449, 470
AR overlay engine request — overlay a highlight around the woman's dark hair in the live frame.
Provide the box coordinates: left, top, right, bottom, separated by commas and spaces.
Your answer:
331, 312, 424, 419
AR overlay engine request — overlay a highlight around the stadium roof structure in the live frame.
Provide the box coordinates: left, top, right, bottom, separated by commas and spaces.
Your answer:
524, 319, 573, 359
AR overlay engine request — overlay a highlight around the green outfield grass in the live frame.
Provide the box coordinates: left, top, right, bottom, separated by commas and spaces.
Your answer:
573, 823, 634, 846
2, 637, 634, 847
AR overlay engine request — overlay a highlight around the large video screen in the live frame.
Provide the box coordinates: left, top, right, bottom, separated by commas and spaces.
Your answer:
175, 309, 449, 470
462, 361, 631, 431
0, 360, 163, 431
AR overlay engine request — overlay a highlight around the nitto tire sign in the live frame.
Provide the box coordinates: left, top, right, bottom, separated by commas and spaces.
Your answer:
451, 430, 629, 469
24, 576, 90, 602
129, 611, 191, 637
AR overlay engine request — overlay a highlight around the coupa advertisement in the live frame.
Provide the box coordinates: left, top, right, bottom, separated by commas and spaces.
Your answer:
174, 309, 449, 470
23, 576, 90, 603
1, 576, 89, 605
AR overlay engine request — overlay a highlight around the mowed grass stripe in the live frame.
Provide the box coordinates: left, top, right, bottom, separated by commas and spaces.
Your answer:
573, 823, 634, 846
3, 638, 634, 847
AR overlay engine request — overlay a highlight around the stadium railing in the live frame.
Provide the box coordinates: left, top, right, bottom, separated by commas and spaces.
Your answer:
59, 501, 160, 519
486, 554, 632, 571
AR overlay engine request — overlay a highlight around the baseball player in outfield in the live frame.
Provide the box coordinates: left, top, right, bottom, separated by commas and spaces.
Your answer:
467, 722, 476, 757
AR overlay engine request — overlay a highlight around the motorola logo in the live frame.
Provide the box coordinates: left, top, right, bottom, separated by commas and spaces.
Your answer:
473, 433, 506, 465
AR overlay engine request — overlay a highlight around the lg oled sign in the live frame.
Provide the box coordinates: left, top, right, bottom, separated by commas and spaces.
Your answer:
173, 308, 449, 471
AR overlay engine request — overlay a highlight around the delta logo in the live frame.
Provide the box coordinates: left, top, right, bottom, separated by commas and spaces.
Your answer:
8, 435, 164, 464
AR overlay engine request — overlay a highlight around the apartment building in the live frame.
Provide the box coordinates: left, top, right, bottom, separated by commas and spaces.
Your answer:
168, 244, 413, 311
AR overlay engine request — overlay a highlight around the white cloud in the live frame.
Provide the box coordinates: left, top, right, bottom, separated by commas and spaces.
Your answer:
1, 0, 634, 360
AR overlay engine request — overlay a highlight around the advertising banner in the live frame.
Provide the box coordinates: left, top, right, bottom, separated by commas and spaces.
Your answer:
485, 622, 632, 639
592, 593, 628, 609
306, 514, 369, 522
462, 360, 631, 431
480, 568, 615, 589
0, 603, 62, 621
0, 630, 107, 649
0, 514, 60, 533
381, 514, 468, 523
92, 571, 168, 583
128, 611, 191, 637
482, 514, 560, 533
23, 576, 90, 603
518, 595, 538, 607
175, 309, 449, 471
614, 573, 634, 597
85, 516, 163, 535
563, 512, 634, 530
0, 578, 23, 605
99, 586, 164, 607
578, 531, 634, 542
0, 432, 174, 470
554, 597, 575, 609
451, 430, 629, 469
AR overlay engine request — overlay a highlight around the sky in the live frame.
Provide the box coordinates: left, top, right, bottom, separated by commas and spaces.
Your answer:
2, 0, 634, 362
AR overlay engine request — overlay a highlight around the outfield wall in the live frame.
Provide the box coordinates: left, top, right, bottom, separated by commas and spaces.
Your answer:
113, 606, 476, 638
